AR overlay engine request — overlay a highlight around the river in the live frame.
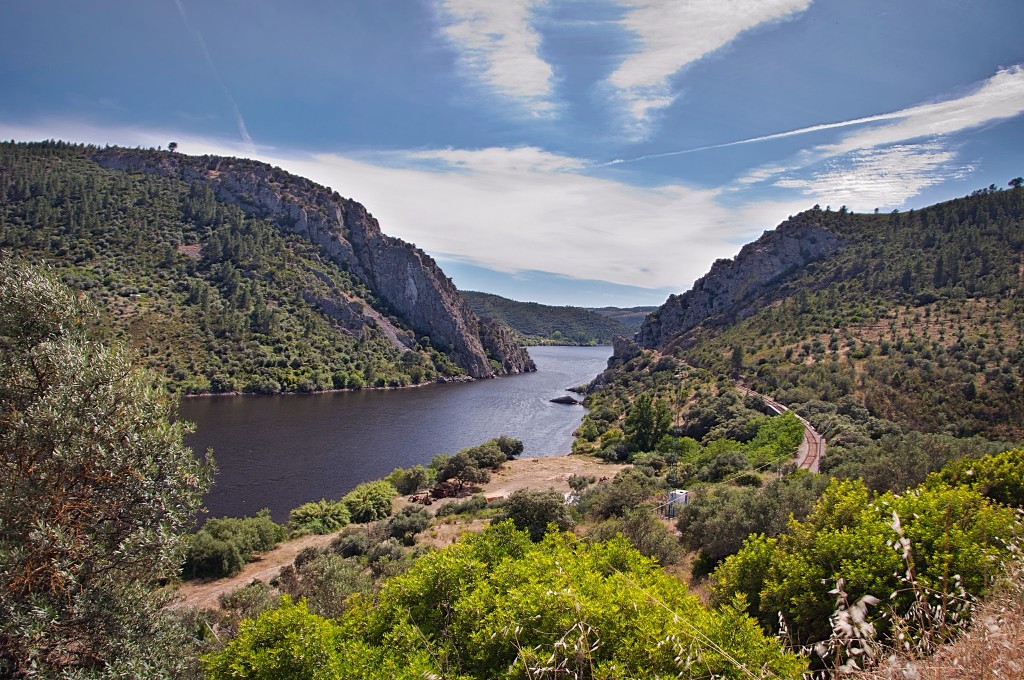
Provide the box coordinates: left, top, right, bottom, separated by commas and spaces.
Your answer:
178, 345, 612, 521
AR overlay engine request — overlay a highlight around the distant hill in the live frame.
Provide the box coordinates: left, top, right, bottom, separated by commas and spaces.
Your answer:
629, 188, 1024, 441
589, 306, 657, 333
461, 291, 630, 345
0, 141, 534, 394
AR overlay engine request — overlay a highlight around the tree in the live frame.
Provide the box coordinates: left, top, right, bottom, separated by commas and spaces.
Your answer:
1009, 177, 1022, 189
342, 480, 396, 523
498, 489, 575, 541
623, 394, 672, 452
0, 260, 212, 674
167, 141, 178, 153
434, 450, 490, 491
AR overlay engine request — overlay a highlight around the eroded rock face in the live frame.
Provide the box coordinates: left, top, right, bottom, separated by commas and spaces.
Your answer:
92, 149, 533, 378
637, 214, 846, 352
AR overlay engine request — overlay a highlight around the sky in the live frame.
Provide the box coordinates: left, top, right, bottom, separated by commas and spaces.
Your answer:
2, 1, 1023, 307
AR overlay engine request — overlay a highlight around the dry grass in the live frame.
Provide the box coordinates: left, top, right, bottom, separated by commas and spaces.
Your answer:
849, 569, 1024, 679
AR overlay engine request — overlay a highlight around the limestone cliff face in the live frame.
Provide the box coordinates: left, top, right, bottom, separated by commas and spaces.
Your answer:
93, 149, 534, 378
637, 214, 846, 352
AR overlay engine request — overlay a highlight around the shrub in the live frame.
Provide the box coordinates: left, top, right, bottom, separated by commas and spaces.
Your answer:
498, 489, 575, 541
289, 499, 350, 535
182, 510, 287, 579
930, 447, 1024, 507
331, 527, 373, 558
712, 478, 1020, 653
387, 506, 430, 545
567, 474, 596, 492
435, 493, 488, 517
181, 532, 243, 580
275, 553, 373, 619
204, 597, 343, 679
385, 465, 432, 495
589, 507, 682, 565
342, 480, 397, 523
577, 468, 661, 519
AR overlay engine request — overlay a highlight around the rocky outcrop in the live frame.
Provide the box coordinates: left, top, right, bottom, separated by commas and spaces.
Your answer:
477, 318, 537, 374
92, 149, 533, 378
637, 214, 846, 352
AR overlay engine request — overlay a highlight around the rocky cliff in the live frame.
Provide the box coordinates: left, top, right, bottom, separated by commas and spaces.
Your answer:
637, 213, 846, 352
93, 149, 534, 378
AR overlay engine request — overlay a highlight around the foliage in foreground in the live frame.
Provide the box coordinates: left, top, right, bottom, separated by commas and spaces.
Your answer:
712, 477, 1020, 658
0, 259, 212, 676
205, 522, 806, 679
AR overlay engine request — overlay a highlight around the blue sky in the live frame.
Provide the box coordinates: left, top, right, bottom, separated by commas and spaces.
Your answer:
2, 0, 1023, 307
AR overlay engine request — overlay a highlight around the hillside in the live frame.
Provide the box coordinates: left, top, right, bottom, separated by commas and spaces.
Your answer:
597, 187, 1024, 446
589, 305, 657, 333
461, 290, 630, 345
0, 141, 534, 393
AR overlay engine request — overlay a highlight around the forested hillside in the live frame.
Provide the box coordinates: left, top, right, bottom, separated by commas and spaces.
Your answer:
590, 305, 658, 333
634, 187, 1024, 442
461, 290, 630, 344
0, 141, 533, 393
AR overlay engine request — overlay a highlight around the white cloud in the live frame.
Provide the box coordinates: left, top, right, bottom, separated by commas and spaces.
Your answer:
819, 66, 1024, 158
4, 118, 794, 292
774, 144, 970, 209
282, 148, 749, 291
434, 0, 556, 116
608, 0, 812, 136
739, 66, 1024, 206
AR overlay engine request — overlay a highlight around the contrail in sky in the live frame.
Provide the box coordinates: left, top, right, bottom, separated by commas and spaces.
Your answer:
173, 0, 256, 153
596, 109, 909, 167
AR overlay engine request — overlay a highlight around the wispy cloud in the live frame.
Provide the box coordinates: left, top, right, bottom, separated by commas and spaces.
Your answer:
736, 65, 1024, 207
173, 0, 255, 153
434, 0, 556, 116
774, 144, 971, 209
607, 0, 812, 137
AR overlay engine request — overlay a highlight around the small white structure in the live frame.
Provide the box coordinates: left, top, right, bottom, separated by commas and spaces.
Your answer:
667, 489, 689, 518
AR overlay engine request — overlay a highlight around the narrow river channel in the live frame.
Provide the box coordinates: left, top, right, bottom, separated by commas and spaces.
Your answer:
178, 345, 612, 521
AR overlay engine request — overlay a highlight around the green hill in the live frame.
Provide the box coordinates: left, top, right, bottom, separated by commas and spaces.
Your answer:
577, 185, 1024, 475
461, 290, 630, 345
641, 190, 1024, 442
589, 305, 657, 333
0, 141, 534, 394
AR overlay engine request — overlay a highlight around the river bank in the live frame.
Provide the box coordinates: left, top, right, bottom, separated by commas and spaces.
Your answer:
174, 454, 626, 610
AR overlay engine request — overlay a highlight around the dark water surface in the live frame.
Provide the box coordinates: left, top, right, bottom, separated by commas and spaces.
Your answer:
179, 345, 612, 521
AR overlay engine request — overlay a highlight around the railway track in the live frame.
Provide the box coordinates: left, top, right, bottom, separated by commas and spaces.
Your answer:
736, 386, 824, 473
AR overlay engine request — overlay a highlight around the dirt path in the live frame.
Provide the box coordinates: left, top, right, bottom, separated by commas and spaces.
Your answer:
173, 532, 341, 611
173, 454, 626, 611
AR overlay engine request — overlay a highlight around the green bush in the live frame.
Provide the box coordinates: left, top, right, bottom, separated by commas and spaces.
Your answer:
182, 510, 287, 579
497, 489, 575, 541
712, 478, 1020, 651
435, 493, 489, 517
589, 507, 682, 565
289, 499, 351, 535
207, 524, 805, 679
930, 447, 1024, 506
342, 480, 397, 523
331, 527, 373, 558
384, 465, 432, 495
181, 532, 244, 580
387, 506, 430, 545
